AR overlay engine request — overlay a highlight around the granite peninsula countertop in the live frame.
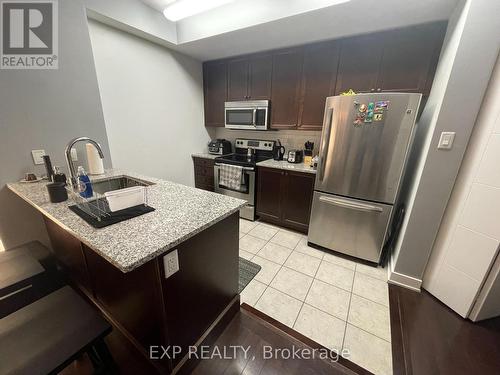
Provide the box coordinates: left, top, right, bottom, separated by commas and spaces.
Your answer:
256, 159, 317, 174
7, 170, 246, 273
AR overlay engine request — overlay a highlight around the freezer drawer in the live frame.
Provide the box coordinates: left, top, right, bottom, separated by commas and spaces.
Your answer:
308, 191, 393, 263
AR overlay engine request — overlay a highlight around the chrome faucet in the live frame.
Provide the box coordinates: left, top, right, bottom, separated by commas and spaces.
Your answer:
65, 137, 104, 186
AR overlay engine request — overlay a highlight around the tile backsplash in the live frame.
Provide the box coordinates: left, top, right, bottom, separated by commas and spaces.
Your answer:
214, 128, 322, 155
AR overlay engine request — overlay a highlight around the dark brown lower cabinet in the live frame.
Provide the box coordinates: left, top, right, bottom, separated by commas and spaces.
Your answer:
44, 217, 92, 297
43, 213, 240, 374
193, 156, 215, 191
256, 167, 315, 233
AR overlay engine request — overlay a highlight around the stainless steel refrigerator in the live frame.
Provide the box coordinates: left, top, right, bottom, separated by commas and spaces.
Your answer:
308, 93, 422, 263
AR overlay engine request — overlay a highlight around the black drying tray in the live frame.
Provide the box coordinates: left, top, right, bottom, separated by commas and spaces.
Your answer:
68, 200, 155, 228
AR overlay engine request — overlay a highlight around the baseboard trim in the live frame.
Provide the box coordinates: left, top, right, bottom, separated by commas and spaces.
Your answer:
388, 257, 422, 292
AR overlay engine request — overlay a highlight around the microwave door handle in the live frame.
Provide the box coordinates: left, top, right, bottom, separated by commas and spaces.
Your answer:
252, 109, 257, 127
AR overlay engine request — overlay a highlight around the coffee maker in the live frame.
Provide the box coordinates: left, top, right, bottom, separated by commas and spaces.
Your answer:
273, 139, 285, 161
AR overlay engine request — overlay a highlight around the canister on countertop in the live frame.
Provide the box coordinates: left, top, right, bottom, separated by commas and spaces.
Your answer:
47, 182, 68, 203
303, 141, 314, 165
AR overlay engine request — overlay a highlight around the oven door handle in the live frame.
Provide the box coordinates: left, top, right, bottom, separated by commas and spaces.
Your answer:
215, 163, 255, 171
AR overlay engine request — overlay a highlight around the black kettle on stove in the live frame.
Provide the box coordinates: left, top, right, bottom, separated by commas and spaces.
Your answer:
273, 139, 286, 161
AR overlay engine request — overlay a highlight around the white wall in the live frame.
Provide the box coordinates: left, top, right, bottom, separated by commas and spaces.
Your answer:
388, 0, 500, 290
423, 55, 500, 318
0, 0, 112, 250
88, 20, 213, 186
85, 0, 177, 44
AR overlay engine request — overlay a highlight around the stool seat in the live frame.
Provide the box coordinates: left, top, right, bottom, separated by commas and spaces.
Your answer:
0, 253, 44, 292
0, 286, 112, 375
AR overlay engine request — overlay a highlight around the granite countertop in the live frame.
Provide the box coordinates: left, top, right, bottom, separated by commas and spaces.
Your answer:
191, 153, 221, 160
256, 159, 317, 174
7, 170, 246, 273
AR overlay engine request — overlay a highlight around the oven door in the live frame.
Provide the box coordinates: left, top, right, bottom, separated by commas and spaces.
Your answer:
214, 164, 255, 205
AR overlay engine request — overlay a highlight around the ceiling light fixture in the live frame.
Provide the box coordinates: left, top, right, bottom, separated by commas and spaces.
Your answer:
163, 0, 234, 22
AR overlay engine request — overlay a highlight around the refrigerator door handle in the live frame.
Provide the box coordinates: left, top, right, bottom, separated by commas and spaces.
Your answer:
319, 196, 384, 213
318, 107, 334, 182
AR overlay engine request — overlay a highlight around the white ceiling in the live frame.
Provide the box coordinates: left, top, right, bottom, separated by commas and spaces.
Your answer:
137, 0, 459, 61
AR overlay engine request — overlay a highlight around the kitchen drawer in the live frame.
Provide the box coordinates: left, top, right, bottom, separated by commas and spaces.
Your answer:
308, 192, 392, 263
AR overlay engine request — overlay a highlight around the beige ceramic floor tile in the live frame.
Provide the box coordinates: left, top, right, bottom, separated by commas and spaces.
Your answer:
294, 303, 346, 351
239, 249, 254, 261
353, 272, 389, 307
343, 324, 392, 375
284, 251, 321, 277
257, 242, 293, 265
305, 279, 350, 321
248, 224, 279, 241
240, 279, 267, 307
294, 242, 326, 259
251, 256, 281, 285
348, 294, 391, 342
270, 266, 313, 301
240, 219, 258, 234
316, 261, 355, 292
322, 252, 357, 270
270, 230, 302, 249
356, 263, 388, 281
239, 234, 267, 254
255, 287, 303, 327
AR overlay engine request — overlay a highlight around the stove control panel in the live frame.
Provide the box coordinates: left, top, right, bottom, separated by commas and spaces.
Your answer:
235, 139, 275, 151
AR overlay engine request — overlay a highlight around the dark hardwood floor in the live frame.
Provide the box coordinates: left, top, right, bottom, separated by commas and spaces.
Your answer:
389, 284, 500, 375
189, 304, 366, 375
61, 303, 367, 375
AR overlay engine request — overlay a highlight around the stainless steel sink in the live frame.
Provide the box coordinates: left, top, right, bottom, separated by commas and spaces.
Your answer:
92, 176, 154, 195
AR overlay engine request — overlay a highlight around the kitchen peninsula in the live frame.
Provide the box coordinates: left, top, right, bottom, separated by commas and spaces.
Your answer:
7, 169, 246, 373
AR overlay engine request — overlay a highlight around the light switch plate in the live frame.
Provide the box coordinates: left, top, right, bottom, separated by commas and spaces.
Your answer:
71, 148, 78, 161
31, 149, 46, 165
163, 249, 179, 278
438, 132, 456, 150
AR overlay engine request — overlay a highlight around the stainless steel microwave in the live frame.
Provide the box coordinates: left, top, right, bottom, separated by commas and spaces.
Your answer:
224, 100, 269, 130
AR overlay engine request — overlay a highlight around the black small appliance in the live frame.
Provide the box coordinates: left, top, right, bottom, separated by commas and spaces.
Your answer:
273, 139, 285, 161
287, 150, 303, 163
208, 139, 232, 155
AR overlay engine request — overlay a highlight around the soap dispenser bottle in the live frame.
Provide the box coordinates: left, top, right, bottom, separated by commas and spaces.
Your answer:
77, 166, 93, 198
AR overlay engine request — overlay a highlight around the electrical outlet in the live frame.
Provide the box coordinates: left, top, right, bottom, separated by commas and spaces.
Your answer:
31, 149, 46, 165
71, 148, 78, 161
163, 249, 179, 278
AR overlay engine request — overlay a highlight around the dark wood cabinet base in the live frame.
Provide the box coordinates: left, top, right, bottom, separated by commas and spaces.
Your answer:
44, 213, 240, 374
256, 167, 315, 233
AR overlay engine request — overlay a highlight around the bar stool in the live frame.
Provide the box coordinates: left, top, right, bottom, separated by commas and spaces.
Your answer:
0, 241, 63, 318
0, 286, 116, 374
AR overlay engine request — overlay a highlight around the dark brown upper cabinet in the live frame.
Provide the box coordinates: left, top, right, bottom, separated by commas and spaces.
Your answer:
270, 48, 304, 129
297, 41, 340, 130
334, 34, 383, 95
227, 54, 272, 101
203, 60, 227, 127
203, 22, 446, 129
248, 54, 273, 99
376, 23, 446, 94
227, 58, 248, 100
